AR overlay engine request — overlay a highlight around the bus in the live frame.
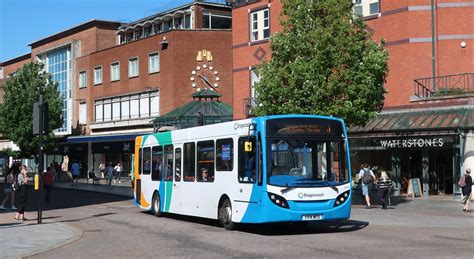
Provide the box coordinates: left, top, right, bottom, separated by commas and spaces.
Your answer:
133, 114, 351, 229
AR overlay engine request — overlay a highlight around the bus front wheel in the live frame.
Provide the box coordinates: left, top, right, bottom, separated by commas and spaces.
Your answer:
152, 192, 163, 217
219, 199, 235, 230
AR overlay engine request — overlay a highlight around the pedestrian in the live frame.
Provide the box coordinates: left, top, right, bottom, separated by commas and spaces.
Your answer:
358, 162, 376, 209
14, 165, 28, 221
460, 168, 472, 212
0, 165, 18, 211
377, 171, 392, 210
114, 162, 123, 183
43, 167, 54, 203
71, 160, 81, 187
106, 162, 114, 185
99, 162, 106, 179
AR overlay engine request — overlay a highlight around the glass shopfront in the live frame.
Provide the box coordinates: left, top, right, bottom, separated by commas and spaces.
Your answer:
349, 135, 460, 196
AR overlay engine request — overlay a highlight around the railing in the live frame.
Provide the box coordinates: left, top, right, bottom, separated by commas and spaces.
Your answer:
243, 97, 257, 116
414, 73, 474, 98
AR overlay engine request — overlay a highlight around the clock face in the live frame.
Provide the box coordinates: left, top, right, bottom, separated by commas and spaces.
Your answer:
190, 64, 220, 90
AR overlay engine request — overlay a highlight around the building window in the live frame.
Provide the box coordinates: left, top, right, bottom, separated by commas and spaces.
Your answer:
79, 102, 87, 124
203, 12, 232, 29
129, 57, 139, 78
93, 90, 160, 122
184, 14, 191, 29
94, 66, 102, 85
369, 1, 380, 14
250, 69, 260, 99
149, 52, 160, 74
111, 62, 120, 81
353, 0, 380, 16
250, 9, 269, 42
0, 67, 3, 79
79, 71, 87, 88
174, 17, 182, 29
154, 23, 162, 34
144, 26, 152, 37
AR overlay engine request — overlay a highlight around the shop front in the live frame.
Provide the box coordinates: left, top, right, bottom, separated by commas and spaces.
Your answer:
349, 107, 474, 197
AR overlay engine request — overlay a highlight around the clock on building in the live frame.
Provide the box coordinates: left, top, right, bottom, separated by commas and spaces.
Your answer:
190, 63, 220, 90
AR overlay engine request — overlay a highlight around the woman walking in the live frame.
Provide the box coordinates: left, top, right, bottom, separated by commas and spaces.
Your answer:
377, 171, 392, 210
14, 165, 28, 221
0, 165, 18, 211
461, 168, 472, 212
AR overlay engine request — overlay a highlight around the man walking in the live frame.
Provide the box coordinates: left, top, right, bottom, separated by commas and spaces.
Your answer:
359, 163, 376, 209
71, 160, 81, 187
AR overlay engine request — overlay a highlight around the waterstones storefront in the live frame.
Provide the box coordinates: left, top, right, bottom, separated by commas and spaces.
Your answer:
348, 107, 474, 197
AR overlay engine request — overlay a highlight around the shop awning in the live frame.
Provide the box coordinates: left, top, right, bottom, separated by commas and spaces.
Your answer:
67, 133, 146, 143
349, 107, 474, 134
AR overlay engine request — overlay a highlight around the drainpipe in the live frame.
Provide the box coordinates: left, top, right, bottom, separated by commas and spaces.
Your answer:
431, 0, 436, 92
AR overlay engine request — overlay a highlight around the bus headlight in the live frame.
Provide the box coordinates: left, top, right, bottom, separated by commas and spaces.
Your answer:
333, 191, 350, 207
268, 192, 289, 209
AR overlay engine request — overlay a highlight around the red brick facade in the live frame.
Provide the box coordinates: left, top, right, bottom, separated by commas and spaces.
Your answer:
231, 0, 474, 117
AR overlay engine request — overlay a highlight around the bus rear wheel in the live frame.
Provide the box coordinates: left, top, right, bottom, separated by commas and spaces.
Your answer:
219, 199, 235, 230
152, 192, 163, 217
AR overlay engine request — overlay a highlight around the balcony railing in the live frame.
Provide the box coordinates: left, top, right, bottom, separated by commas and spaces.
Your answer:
414, 72, 474, 99
243, 97, 257, 116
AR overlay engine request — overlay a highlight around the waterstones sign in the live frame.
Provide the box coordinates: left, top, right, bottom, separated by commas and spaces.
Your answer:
380, 138, 445, 149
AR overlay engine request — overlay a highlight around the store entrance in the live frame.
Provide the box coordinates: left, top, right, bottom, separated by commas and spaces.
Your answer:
400, 149, 453, 195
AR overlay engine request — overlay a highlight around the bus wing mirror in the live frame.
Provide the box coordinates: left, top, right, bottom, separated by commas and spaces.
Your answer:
244, 141, 253, 152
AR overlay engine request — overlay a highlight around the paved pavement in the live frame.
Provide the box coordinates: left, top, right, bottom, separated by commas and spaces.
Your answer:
0, 179, 471, 258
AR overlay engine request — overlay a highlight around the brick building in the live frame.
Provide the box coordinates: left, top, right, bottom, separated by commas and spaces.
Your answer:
231, 0, 474, 197
0, 1, 232, 176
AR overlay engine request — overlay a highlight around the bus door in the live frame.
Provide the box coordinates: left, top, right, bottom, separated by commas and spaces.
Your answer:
173, 147, 183, 213
238, 136, 261, 203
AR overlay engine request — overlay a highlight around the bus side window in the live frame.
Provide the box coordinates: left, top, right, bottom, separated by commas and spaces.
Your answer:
151, 146, 163, 181
139, 148, 143, 175
183, 142, 195, 182
238, 137, 256, 183
175, 148, 182, 182
216, 138, 233, 171
164, 145, 174, 181
197, 140, 215, 182
142, 147, 151, 175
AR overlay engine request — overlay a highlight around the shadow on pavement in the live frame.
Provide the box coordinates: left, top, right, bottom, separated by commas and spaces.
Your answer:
0, 183, 131, 213
142, 211, 368, 235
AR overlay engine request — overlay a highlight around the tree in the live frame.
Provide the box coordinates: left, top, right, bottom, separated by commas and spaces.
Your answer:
0, 62, 62, 158
253, 0, 389, 126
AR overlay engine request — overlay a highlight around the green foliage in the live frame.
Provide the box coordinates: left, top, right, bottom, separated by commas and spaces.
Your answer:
253, 0, 389, 126
0, 62, 62, 157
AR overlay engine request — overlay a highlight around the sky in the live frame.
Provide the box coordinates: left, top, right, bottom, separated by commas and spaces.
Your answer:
0, 0, 227, 62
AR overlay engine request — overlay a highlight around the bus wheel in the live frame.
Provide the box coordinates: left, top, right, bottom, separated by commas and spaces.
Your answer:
152, 192, 162, 217
219, 199, 234, 230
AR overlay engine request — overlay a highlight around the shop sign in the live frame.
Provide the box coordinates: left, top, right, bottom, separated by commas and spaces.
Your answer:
380, 138, 444, 149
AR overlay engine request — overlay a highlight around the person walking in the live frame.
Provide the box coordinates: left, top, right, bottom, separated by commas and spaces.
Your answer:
106, 162, 114, 185
43, 167, 54, 204
71, 160, 81, 187
14, 165, 28, 221
377, 171, 392, 210
0, 165, 18, 211
114, 162, 123, 183
461, 168, 472, 212
358, 163, 376, 209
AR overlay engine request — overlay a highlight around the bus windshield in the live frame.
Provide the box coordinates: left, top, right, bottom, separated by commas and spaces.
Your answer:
267, 139, 348, 187
265, 118, 349, 187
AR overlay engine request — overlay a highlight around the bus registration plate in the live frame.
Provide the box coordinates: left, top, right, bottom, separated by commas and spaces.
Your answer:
302, 214, 322, 221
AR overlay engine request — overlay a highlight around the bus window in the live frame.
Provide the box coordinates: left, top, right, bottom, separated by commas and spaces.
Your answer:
183, 142, 195, 181
197, 140, 214, 182
142, 147, 151, 175
238, 137, 256, 183
138, 148, 143, 175
216, 138, 233, 171
151, 146, 163, 181
164, 145, 174, 181
175, 148, 182, 181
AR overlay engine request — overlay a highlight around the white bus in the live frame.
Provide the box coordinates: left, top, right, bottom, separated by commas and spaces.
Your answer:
133, 114, 352, 229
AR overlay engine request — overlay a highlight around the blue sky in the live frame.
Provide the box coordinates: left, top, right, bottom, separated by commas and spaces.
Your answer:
0, 0, 227, 61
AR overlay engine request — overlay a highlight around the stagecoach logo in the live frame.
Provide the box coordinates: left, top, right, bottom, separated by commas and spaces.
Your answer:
234, 122, 252, 129
298, 192, 324, 199
380, 138, 444, 149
